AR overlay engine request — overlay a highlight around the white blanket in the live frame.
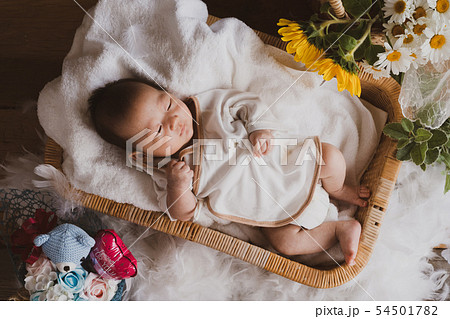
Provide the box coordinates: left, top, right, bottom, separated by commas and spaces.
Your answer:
37, 0, 386, 224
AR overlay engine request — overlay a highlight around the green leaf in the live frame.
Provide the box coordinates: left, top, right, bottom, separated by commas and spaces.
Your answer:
396, 142, 415, 161
401, 118, 414, 133
445, 171, 450, 194
415, 128, 433, 143
308, 30, 321, 39
428, 129, 448, 149
424, 148, 440, 165
346, 20, 367, 40
320, 2, 332, 14
410, 142, 428, 165
342, 0, 373, 17
383, 123, 409, 140
324, 32, 339, 45
420, 163, 427, 171
397, 138, 410, 149
441, 152, 450, 168
364, 44, 384, 65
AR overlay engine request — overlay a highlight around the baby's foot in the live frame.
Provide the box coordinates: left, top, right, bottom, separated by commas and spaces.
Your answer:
336, 220, 361, 266
328, 184, 371, 207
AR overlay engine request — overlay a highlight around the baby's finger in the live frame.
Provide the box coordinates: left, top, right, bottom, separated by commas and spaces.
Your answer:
259, 139, 268, 154
253, 140, 261, 157
169, 159, 179, 167
173, 161, 186, 169
181, 164, 191, 172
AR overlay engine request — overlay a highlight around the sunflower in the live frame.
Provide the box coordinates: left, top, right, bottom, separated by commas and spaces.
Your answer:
278, 19, 324, 67
314, 58, 361, 96
278, 19, 361, 97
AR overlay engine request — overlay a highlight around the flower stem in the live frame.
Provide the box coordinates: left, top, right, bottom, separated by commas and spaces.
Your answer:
348, 14, 380, 56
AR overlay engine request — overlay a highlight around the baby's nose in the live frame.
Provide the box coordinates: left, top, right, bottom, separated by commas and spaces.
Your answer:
169, 116, 179, 130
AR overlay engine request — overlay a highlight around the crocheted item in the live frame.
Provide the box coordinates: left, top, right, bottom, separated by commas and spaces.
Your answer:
34, 223, 95, 272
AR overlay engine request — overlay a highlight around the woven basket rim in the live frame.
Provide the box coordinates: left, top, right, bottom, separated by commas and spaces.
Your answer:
43, 15, 403, 288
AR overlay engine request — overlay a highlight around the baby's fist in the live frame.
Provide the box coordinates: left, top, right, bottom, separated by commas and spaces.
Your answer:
249, 129, 273, 157
166, 159, 193, 191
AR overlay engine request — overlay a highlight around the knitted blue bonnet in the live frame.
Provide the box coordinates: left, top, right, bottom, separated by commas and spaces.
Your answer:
34, 223, 95, 265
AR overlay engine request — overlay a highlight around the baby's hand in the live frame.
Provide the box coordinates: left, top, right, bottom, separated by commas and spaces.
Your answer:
249, 129, 273, 157
165, 159, 194, 191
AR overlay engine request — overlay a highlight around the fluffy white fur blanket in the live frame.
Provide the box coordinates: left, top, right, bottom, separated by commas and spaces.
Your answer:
37, 0, 385, 223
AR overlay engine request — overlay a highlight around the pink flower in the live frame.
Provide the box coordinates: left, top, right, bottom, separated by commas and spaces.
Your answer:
26, 254, 56, 277
24, 254, 57, 293
80, 273, 118, 301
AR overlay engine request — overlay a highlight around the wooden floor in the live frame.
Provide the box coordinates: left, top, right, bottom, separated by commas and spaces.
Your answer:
1, 0, 449, 300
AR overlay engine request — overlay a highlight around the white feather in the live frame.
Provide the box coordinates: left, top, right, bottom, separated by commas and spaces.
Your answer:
120, 23, 148, 58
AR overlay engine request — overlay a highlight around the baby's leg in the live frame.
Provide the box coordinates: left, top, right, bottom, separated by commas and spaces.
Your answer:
262, 220, 361, 266
320, 143, 371, 207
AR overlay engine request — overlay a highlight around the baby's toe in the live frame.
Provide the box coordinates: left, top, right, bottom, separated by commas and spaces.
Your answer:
358, 186, 371, 198
355, 198, 368, 207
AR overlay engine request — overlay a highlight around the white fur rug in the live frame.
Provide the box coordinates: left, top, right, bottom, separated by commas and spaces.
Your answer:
1, 147, 449, 300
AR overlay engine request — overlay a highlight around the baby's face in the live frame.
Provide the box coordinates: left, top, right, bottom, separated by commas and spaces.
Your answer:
121, 83, 194, 157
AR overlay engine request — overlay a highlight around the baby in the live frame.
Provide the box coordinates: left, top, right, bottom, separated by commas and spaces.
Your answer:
89, 78, 371, 266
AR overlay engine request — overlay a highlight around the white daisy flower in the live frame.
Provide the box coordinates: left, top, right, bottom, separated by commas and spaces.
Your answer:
398, 29, 424, 48
383, 22, 407, 42
427, 0, 437, 7
409, 51, 428, 68
406, 16, 432, 39
361, 60, 391, 79
421, 24, 450, 63
383, 0, 414, 24
431, 0, 450, 25
374, 41, 415, 74
412, 0, 434, 20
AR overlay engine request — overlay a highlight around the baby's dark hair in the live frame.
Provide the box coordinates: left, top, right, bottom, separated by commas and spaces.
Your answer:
88, 78, 164, 148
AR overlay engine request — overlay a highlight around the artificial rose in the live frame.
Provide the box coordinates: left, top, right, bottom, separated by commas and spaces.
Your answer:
80, 273, 119, 301
57, 266, 87, 294
24, 254, 57, 293
30, 290, 45, 301
39, 284, 74, 301
26, 254, 56, 277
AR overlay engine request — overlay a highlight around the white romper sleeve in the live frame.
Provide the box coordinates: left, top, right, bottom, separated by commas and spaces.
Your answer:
151, 167, 197, 222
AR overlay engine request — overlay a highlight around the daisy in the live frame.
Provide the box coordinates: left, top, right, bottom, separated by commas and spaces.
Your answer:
383, 0, 414, 24
361, 60, 391, 79
421, 24, 450, 63
431, 0, 450, 25
406, 16, 431, 39
398, 29, 424, 48
412, 0, 433, 20
374, 41, 415, 74
383, 22, 406, 43
409, 52, 428, 68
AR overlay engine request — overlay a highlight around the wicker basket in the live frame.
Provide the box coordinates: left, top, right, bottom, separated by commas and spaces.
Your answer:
43, 15, 402, 288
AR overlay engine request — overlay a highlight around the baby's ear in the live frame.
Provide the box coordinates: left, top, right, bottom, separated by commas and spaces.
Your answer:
34, 234, 50, 247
